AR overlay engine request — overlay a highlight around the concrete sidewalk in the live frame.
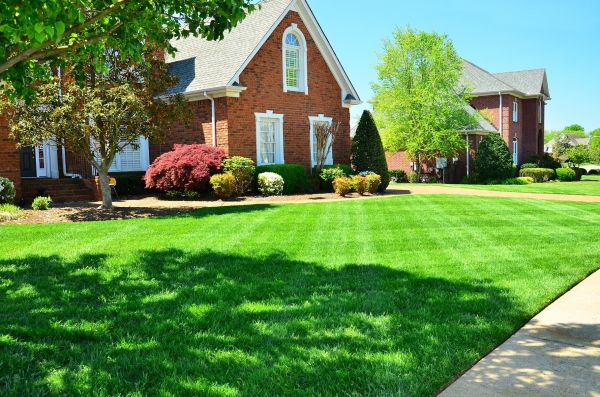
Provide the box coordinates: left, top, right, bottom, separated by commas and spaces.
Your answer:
439, 269, 600, 397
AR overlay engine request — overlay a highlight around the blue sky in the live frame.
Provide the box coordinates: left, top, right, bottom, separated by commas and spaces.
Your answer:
309, 0, 600, 132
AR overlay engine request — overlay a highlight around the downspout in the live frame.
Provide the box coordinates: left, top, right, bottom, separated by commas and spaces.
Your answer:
58, 66, 74, 177
204, 92, 217, 147
466, 134, 470, 178
498, 92, 503, 138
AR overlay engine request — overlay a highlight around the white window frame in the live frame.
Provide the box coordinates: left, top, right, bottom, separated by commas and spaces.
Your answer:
512, 138, 519, 165
108, 136, 150, 173
309, 114, 334, 168
282, 24, 308, 94
255, 110, 285, 166
513, 100, 519, 123
538, 99, 543, 124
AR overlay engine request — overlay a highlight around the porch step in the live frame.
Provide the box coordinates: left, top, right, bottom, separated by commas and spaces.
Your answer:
21, 178, 96, 203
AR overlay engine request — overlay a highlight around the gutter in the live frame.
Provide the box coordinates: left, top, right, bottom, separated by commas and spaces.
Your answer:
204, 92, 217, 147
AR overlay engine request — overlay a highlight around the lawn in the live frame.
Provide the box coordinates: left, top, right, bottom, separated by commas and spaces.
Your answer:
398, 175, 600, 196
1, 195, 599, 396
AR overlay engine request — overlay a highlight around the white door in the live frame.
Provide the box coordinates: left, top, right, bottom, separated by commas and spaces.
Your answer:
34, 143, 50, 177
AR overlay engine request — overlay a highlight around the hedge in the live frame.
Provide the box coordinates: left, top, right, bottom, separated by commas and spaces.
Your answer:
519, 168, 555, 183
255, 164, 309, 195
555, 168, 577, 182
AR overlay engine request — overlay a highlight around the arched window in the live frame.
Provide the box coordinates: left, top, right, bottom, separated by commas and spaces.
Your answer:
282, 25, 307, 93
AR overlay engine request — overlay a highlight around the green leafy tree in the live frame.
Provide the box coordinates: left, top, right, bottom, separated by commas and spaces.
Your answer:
552, 134, 573, 160
565, 145, 591, 166
590, 129, 600, 163
372, 27, 477, 181
0, 0, 255, 99
474, 133, 513, 181
0, 48, 190, 209
563, 124, 586, 135
351, 110, 390, 191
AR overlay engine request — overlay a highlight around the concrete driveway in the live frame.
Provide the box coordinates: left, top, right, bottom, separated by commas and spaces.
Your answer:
439, 269, 600, 397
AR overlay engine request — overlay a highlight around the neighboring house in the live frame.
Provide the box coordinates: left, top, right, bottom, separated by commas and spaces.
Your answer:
545, 133, 590, 154
386, 59, 550, 181
0, 0, 361, 202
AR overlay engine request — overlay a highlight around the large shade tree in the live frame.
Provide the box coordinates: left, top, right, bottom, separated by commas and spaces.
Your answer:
590, 129, 600, 163
372, 27, 477, 180
0, 48, 191, 209
0, 0, 255, 99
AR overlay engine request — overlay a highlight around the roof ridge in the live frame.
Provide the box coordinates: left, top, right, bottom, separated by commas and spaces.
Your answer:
494, 68, 545, 74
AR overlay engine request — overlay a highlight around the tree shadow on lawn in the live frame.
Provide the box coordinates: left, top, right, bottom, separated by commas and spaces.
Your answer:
1, 249, 529, 396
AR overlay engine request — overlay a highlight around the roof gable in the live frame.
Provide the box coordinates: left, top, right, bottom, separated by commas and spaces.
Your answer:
166, 0, 360, 101
494, 69, 550, 98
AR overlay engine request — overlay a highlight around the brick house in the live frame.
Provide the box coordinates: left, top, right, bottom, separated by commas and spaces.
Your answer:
0, 0, 361, 202
386, 59, 550, 181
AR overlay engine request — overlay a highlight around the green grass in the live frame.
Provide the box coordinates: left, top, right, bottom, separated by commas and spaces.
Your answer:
397, 175, 600, 196
1, 195, 599, 396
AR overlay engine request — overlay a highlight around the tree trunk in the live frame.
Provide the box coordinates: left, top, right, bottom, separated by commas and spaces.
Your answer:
415, 154, 422, 182
97, 168, 113, 209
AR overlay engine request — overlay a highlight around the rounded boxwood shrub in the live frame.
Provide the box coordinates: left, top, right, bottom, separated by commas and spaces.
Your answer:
210, 173, 236, 199
255, 164, 308, 195
407, 172, 419, 183
351, 175, 367, 195
555, 168, 577, 182
366, 174, 382, 193
258, 172, 284, 196
332, 176, 352, 197
0, 176, 16, 204
520, 163, 538, 169
589, 169, 599, 175
519, 168, 555, 183
474, 134, 513, 182
222, 156, 255, 196
351, 110, 390, 191
144, 144, 226, 193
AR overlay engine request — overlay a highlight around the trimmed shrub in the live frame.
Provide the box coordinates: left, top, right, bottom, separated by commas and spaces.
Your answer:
555, 168, 577, 182
351, 110, 390, 191
32, 196, 52, 210
320, 167, 346, 192
0, 177, 16, 204
145, 144, 226, 193
210, 173, 236, 199
572, 167, 585, 181
526, 154, 561, 169
497, 177, 533, 185
589, 169, 599, 175
407, 172, 419, 183
257, 172, 284, 196
332, 176, 352, 197
461, 175, 478, 184
519, 168, 555, 183
474, 133, 513, 181
520, 163, 538, 169
366, 174, 382, 193
222, 156, 255, 196
389, 169, 408, 183
351, 175, 367, 195
322, 164, 354, 176
115, 174, 146, 196
255, 164, 308, 195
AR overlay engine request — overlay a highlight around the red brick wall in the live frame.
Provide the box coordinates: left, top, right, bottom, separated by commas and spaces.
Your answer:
0, 116, 21, 200
227, 11, 351, 169
522, 98, 542, 161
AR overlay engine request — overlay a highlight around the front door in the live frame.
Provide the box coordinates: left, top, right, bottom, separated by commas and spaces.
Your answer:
20, 146, 36, 177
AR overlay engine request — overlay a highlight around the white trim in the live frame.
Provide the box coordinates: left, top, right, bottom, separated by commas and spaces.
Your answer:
282, 24, 308, 94
227, 0, 360, 105
513, 100, 519, 123
309, 114, 333, 167
108, 136, 150, 173
255, 110, 285, 166
512, 138, 519, 165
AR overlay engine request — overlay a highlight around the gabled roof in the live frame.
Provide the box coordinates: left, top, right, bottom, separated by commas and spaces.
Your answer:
548, 133, 590, 147
166, 0, 360, 102
494, 69, 550, 98
461, 59, 550, 99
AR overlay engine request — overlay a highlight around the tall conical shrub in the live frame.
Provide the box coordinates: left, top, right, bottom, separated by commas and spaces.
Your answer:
474, 133, 513, 181
351, 110, 390, 191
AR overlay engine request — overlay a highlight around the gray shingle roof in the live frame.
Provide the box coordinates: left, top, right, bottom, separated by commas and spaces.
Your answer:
462, 59, 550, 99
493, 69, 549, 97
460, 59, 514, 94
167, 0, 293, 93
465, 105, 498, 133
